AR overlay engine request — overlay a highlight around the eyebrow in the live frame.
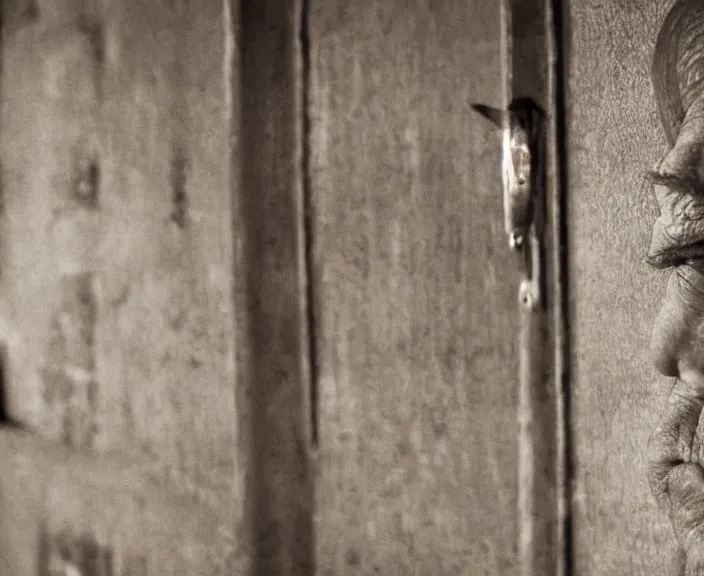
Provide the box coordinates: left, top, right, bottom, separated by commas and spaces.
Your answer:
646, 169, 704, 197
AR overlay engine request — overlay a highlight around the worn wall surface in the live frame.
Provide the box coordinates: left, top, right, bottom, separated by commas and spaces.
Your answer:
309, 2, 523, 574
566, 1, 678, 573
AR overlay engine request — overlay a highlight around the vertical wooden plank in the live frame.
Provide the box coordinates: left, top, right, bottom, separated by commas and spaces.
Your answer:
0, 0, 243, 573
95, 0, 241, 570
95, 0, 237, 489
565, 1, 677, 573
309, 2, 523, 574
237, 1, 314, 574
1, 0, 239, 477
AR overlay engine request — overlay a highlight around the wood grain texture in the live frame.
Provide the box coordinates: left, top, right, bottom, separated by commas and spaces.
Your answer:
309, 2, 522, 573
565, 1, 679, 573
0, 0, 242, 573
95, 0, 236, 493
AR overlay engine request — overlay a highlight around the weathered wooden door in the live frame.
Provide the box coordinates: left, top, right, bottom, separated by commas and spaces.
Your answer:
0, 0, 565, 574
0, 0, 535, 574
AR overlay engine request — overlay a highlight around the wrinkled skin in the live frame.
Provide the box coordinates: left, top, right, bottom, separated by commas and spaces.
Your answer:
648, 98, 704, 574
647, 1, 704, 572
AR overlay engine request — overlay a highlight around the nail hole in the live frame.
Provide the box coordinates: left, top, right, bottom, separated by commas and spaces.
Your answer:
75, 156, 100, 209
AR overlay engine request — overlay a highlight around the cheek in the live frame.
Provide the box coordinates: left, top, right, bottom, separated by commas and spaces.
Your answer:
652, 270, 704, 378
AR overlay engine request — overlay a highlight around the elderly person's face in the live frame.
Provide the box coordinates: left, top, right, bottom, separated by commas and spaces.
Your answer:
647, 3, 704, 574
649, 102, 704, 385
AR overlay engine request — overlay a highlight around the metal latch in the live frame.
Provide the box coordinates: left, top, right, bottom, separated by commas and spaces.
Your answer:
472, 98, 545, 310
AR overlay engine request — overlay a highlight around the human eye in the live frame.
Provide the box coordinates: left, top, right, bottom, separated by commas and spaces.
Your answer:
646, 239, 704, 271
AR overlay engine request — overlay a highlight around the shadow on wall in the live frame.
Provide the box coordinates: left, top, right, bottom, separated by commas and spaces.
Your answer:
238, 1, 315, 575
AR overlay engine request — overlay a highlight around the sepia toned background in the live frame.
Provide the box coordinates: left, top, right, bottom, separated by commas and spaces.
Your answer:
0, 0, 687, 574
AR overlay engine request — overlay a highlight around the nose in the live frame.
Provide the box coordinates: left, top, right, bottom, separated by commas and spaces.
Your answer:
650, 284, 684, 378
651, 331, 680, 377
